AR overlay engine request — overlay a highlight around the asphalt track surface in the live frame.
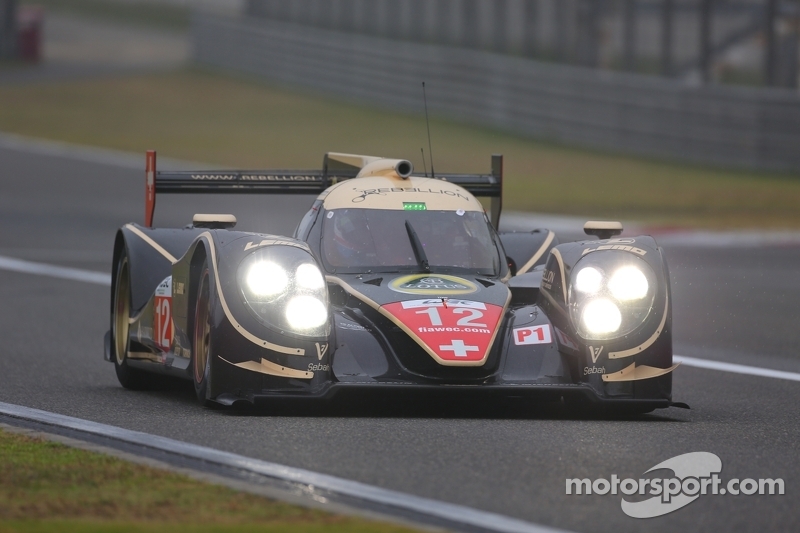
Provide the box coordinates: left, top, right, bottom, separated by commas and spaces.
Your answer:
1, 144, 798, 532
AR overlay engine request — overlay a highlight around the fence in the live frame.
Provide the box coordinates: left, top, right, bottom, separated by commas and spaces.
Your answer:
192, 12, 800, 173
245, 0, 800, 88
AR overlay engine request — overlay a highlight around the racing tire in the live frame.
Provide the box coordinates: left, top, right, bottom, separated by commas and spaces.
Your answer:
112, 250, 150, 390
191, 263, 216, 408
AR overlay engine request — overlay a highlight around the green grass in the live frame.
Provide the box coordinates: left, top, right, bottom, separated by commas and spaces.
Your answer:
0, 429, 416, 532
1, 69, 799, 229
21, 0, 190, 31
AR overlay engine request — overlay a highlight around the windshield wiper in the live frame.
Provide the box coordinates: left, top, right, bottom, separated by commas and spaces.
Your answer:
405, 220, 430, 273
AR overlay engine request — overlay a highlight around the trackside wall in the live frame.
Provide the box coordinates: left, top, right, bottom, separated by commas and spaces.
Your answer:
192, 13, 800, 173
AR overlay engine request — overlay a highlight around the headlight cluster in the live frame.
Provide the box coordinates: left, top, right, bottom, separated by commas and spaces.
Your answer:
237, 246, 329, 337
568, 253, 656, 340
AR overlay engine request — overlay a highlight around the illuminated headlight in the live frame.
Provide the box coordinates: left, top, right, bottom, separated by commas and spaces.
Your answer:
608, 266, 649, 301
295, 263, 325, 290
245, 261, 288, 298
286, 295, 328, 330
581, 298, 622, 334
238, 246, 329, 337
569, 253, 656, 340
574, 266, 603, 294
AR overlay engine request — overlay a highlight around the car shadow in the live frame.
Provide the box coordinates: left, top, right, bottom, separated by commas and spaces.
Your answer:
130, 375, 690, 422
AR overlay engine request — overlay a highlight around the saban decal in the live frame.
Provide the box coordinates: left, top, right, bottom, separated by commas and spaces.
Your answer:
381, 299, 502, 363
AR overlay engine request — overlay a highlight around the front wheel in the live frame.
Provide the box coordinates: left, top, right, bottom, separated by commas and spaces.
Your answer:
112, 250, 149, 390
191, 264, 216, 407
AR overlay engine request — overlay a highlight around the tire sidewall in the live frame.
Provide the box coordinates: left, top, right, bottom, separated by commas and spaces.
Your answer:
192, 264, 214, 404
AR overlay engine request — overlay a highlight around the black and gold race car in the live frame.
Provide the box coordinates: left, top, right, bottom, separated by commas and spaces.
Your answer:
106, 151, 682, 412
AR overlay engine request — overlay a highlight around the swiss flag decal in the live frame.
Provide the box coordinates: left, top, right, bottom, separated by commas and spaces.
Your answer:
381, 299, 504, 363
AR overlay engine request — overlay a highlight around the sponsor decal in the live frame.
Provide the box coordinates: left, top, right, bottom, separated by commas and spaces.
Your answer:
308, 363, 330, 372
153, 276, 173, 352
240, 174, 319, 182
351, 187, 469, 204
565, 452, 784, 519
174, 281, 185, 295
589, 345, 604, 363
382, 299, 502, 362
541, 268, 555, 291
315, 342, 328, 361
582, 244, 647, 257
339, 320, 370, 332
388, 275, 478, 295
244, 238, 307, 251
584, 366, 605, 375
594, 238, 636, 245
189, 173, 320, 182
513, 325, 552, 346
191, 174, 237, 180
554, 327, 580, 351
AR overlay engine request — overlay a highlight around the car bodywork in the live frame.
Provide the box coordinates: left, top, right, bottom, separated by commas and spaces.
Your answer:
106, 151, 683, 412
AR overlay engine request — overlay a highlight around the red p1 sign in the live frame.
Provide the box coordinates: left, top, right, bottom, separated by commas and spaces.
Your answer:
513, 325, 552, 346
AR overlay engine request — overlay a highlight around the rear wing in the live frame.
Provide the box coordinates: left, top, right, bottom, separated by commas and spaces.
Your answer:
145, 151, 503, 228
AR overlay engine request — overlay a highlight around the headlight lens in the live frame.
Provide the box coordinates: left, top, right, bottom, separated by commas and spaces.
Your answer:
575, 266, 603, 294
608, 265, 649, 301
286, 295, 328, 330
238, 246, 329, 337
581, 298, 622, 334
245, 261, 289, 299
569, 252, 656, 340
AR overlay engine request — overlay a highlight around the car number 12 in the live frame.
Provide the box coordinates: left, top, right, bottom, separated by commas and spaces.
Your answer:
154, 296, 173, 351
415, 306, 488, 328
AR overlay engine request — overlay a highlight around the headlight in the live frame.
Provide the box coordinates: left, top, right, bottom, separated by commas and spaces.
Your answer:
581, 298, 622, 334
608, 266, 649, 301
286, 295, 328, 330
245, 261, 288, 299
238, 246, 329, 337
569, 253, 656, 340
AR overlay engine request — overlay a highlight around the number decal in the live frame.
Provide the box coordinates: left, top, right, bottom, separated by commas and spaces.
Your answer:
384, 298, 504, 362
416, 307, 443, 326
154, 296, 173, 351
453, 308, 487, 328
153, 276, 174, 352
513, 325, 552, 346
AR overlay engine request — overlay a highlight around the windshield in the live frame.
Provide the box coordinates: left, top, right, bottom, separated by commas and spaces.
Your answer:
321, 208, 500, 275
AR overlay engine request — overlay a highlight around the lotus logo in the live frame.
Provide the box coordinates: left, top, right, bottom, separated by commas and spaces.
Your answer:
388, 274, 478, 295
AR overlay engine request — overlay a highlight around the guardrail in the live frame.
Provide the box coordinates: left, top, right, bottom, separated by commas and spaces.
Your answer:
193, 13, 800, 173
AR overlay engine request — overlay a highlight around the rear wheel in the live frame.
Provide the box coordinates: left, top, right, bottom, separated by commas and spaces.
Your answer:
192, 264, 215, 407
112, 251, 149, 389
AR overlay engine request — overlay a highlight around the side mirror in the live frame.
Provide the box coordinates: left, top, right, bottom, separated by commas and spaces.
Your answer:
584, 220, 623, 240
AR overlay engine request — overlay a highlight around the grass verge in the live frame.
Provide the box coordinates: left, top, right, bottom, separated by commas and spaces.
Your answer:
0, 428, 415, 533
1, 69, 799, 228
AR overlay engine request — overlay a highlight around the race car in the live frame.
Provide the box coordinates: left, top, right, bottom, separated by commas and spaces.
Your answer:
105, 151, 683, 412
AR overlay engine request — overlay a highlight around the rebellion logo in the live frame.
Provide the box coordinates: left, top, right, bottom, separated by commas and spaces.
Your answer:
388, 274, 478, 295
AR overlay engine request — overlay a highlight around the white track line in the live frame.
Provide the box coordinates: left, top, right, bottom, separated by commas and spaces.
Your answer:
674, 355, 800, 382
0, 402, 567, 533
4, 256, 800, 385
0, 255, 111, 286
